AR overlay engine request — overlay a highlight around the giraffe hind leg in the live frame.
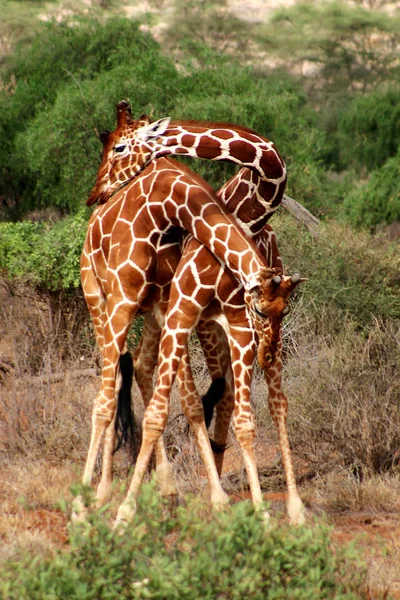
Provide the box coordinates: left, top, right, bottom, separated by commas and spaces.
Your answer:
95, 348, 137, 509
177, 347, 229, 510
134, 312, 178, 501
197, 319, 232, 469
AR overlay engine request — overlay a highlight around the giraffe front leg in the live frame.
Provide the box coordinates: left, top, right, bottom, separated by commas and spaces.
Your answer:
114, 385, 171, 527
115, 324, 184, 527
265, 363, 305, 526
229, 332, 270, 522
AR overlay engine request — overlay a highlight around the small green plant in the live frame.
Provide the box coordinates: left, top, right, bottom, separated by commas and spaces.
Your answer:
0, 482, 367, 599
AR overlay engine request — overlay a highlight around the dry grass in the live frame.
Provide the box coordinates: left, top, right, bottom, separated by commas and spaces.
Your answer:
1, 282, 400, 596
309, 471, 400, 513
282, 314, 400, 476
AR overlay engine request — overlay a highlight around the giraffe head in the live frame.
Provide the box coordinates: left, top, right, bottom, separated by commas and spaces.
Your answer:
87, 101, 171, 206
250, 268, 306, 370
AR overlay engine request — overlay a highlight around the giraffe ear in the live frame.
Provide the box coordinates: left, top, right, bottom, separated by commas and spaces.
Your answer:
99, 131, 110, 145
136, 117, 171, 141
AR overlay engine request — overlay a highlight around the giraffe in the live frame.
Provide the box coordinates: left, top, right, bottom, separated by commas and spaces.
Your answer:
86, 101, 287, 226
78, 102, 306, 525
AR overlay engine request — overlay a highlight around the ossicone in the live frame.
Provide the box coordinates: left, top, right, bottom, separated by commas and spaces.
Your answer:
116, 100, 133, 126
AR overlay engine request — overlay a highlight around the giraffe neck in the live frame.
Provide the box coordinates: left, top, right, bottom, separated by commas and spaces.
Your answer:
104, 159, 269, 293
152, 121, 286, 230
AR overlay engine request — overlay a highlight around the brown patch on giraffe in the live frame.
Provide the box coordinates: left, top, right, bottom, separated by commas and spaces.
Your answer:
177, 269, 198, 297
195, 136, 223, 160
232, 181, 251, 200
181, 134, 197, 147
193, 285, 216, 308
260, 150, 285, 180
242, 347, 255, 365
212, 129, 236, 140
229, 140, 257, 165
192, 218, 213, 243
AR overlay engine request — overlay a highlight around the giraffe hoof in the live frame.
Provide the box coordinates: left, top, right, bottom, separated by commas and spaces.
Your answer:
287, 495, 306, 526
114, 499, 137, 529
262, 509, 271, 527
95, 486, 113, 509
71, 496, 88, 523
202, 484, 230, 510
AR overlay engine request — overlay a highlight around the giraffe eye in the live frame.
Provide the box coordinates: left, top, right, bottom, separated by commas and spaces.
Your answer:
114, 144, 126, 153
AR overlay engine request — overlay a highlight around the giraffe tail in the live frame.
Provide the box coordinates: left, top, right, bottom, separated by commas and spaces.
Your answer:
202, 377, 225, 429
201, 377, 227, 454
114, 351, 135, 454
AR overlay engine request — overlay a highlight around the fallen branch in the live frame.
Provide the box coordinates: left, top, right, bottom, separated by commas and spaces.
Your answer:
32, 368, 98, 385
282, 194, 320, 239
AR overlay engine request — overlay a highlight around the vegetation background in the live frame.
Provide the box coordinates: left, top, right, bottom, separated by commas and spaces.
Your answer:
0, 0, 399, 598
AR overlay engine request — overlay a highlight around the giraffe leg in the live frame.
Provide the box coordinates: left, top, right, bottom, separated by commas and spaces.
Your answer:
196, 319, 233, 476
95, 415, 117, 507
177, 345, 229, 509
133, 313, 177, 500
74, 264, 110, 518
265, 344, 305, 525
212, 366, 235, 476
228, 325, 269, 520
73, 289, 139, 520
115, 312, 227, 526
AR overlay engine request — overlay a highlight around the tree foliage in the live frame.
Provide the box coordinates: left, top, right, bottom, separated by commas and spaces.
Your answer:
0, 17, 178, 215
336, 86, 400, 171
1, 5, 400, 227
0, 17, 328, 216
344, 151, 400, 228
258, 1, 400, 95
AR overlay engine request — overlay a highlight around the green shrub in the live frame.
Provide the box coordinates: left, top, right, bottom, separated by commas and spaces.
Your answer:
343, 152, 400, 229
275, 213, 400, 328
0, 483, 367, 599
0, 211, 87, 290
337, 87, 400, 172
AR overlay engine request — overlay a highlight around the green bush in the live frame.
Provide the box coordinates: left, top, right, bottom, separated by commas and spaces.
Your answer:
337, 87, 400, 172
275, 213, 400, 328
0, 17, 180, 215
0, 484, 367, 599
0, 211, 87, 290
343, 152, 400, 229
